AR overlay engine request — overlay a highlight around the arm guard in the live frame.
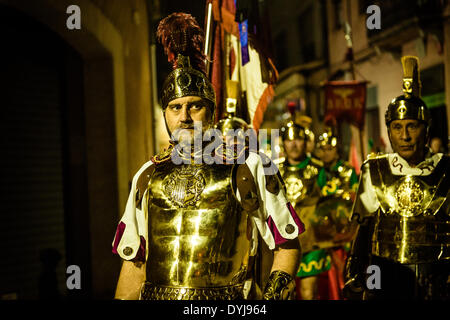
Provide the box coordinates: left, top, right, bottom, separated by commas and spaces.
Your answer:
343, 217, 374, 300
262, 270, 295, 300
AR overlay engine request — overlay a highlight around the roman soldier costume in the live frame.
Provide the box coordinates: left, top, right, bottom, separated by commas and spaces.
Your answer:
112, 12, 304, 300
278, 121, 329, 284
344, 56, 450, 300
314, 128, 359, 299
315, 128, 358, 248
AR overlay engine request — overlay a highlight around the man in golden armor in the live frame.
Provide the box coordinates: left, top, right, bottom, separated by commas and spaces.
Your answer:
111, 13, 303, 300
278, 121, 325, 299
344, 56, 450, 300
314, 128, 358, 299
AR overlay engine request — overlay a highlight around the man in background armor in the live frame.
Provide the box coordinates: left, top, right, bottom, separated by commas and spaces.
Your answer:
278, 121, 326, 299
344, 56, 450, 300
315, 128, 358, 299
111, 12, 303, 300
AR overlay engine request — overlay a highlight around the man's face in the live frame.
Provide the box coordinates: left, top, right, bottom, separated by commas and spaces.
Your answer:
165, 96, 212, 141
430, 137, 442, 153
284, 138, 306, 162
389, 119, 426, 163
319, 144, 338, 166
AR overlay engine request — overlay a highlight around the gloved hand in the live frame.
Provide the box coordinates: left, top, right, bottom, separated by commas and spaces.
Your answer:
263, 270, 295, 300
343, 255, 366, 300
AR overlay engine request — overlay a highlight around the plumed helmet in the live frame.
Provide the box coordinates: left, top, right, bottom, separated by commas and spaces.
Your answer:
157, 13, 216, 112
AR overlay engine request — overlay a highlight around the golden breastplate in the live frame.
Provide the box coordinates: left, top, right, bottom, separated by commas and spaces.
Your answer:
145, 162, 250, 289
369, 156, 450, 263
279, 163, 319, 207
279, 162, 320, 253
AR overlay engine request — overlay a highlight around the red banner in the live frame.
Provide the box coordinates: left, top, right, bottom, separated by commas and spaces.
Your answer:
324, 81, 367, 129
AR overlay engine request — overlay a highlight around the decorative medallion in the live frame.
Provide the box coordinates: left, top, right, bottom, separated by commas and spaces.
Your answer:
285, 224, 295, 234
123, 247, 133, 256
395, 176, 424, 217
177, 73, 192, 89
163, 165, 206, 208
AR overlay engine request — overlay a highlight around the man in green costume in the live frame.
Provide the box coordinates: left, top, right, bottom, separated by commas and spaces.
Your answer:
314, 128, 358, 299
278, 121, 326, 299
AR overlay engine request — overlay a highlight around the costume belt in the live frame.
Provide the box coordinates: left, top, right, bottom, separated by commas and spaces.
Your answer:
140, 282, 244, 300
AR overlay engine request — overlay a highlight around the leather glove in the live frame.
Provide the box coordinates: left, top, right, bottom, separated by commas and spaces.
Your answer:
263, 270, 295, 300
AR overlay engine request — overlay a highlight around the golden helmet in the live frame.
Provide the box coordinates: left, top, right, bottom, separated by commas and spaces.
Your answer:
281, 121, 306, 141
214, 116, 249, 137
161, 54, 216, 111
317, 127, 338, 148
157, 13, 216, 112
385, 56, 430, 128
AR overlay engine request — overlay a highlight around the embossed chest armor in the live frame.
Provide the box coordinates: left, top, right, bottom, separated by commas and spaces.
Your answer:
369, 156, 450, 264
143, 162, 250, 299
279, 161, 320, 208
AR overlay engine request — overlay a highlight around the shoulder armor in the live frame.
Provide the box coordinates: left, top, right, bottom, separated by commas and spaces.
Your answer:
136, 164, 155, 209
310, 157, 324, 167
363, 152, 387, 166
234, 163, 260, 212
151, 145, 174, 165
339, 161, 355, 177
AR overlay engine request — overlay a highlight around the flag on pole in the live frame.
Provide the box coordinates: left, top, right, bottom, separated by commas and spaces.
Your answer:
323, 80, 367, 130
210, 0, 278, 131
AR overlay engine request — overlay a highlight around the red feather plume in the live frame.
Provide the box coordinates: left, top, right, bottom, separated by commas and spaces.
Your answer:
156, 12, 207, 74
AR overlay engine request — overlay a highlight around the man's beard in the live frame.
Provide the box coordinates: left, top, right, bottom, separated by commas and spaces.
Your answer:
171, 121, 212, 145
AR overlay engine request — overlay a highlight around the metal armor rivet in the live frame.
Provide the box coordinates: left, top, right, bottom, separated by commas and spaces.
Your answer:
123, 247, 133, 256
285, 224, 295, 234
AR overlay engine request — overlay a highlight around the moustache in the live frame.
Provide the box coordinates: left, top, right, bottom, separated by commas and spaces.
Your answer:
177, 124, 195, 130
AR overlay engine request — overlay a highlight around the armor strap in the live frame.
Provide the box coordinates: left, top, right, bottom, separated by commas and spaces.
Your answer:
235, 163, 260, 212
136, 164, 155, 210
262, 270, 295, 300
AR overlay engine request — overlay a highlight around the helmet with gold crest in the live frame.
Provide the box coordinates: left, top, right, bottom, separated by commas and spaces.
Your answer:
385, 56, 431, 134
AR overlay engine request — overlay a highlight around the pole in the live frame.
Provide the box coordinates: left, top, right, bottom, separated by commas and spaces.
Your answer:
345, 15, 365, 163
204, 1, 213, 76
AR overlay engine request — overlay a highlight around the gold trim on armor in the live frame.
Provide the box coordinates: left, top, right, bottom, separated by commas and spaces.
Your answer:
140, 282, 244, 300
161, 55, 216, 109
263, 270, 295, 300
